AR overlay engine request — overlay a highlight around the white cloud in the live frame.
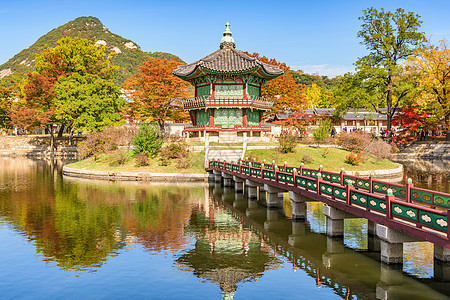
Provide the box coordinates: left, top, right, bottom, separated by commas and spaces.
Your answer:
291, 64, 355, 78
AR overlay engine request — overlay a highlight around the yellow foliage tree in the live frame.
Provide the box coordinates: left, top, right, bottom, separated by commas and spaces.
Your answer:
406, 40, 450, 140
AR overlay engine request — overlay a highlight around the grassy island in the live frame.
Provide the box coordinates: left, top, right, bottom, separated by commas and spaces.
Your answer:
66, 146, 398, 174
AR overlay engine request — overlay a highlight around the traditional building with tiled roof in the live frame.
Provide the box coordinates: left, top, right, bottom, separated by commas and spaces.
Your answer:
173, 22, 283, 139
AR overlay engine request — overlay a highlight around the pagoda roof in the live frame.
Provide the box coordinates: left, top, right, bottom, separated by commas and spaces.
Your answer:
173, 23, 284, 80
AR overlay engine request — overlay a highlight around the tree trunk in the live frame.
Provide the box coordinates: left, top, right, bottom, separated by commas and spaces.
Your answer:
69, 129, 73, 146
386, 76, 393, 138
57, 124, 65, 137
49, 125, 55, 153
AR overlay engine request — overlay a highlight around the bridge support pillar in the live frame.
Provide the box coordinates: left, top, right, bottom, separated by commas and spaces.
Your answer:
435, 246, 450, 262
289, 191, 308, 220
245, 180, 261, 199
213, 170, 222, 183
322, 204, 358, 237
368, 220, 376, 236
264, 184, 285, 209
259, 189, 266, 201
233, 176, 244, 193
247, 187, 258, 199
222, 172, 233, 187
376, 224, 420, 264
207, 171, 215, 182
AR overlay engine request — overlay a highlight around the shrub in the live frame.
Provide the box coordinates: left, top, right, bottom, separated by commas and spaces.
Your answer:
301, 155, 313, 164
364, 138, 394, 159
135, 152, 149, 167
158, 157, 170, 166
321, 148, 330, 158
132, 123, 163, 157
176, 157, 191, 169
109, 150, 129, 166
345, 151, 363, 166
161, 136, 189, 159
78, 126, 131, 159
278, 131, 297, 153
336, 131, 372, 152
313, 119, 332, 145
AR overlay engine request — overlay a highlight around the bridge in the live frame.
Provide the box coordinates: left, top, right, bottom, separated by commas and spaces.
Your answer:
207, 158, 450, 265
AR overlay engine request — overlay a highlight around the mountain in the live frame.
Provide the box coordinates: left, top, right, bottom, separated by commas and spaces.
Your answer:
0, 16, 182, 84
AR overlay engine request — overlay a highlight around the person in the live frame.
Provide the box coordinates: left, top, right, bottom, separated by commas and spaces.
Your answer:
330, 128, 336, 138
420, 128, 425, 141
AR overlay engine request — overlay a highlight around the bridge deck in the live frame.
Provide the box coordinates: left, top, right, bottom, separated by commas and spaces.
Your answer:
209, 159, 450, 249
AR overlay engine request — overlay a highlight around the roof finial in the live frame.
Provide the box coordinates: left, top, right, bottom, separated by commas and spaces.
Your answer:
220, 22, 235, 49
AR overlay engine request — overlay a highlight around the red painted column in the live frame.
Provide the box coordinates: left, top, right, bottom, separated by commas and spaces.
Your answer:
243, 108, 247, 126
210, 109, 214, 126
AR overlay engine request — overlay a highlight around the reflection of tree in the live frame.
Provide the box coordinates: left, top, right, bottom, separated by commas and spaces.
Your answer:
0, 159, 200, 271
123, 187, 193, 253
176, 207, 281, 298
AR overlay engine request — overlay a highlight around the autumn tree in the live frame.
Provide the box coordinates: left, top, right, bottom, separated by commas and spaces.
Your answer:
354, 7, 426, 135
0, 77, 15, 129
122, 57, 192, 131
305, 83, 332, 108
18, 36, 120, 148
392, 106, 428, 144
405, 40, 450, 140
243, 52, 306, 113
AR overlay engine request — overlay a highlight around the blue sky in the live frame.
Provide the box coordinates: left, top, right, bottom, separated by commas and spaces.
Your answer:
1, 0, 449, 77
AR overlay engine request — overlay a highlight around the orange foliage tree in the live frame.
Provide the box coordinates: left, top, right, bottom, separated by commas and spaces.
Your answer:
243, 52, 307, 131
122, 57, 192, 130
243, 52, 306, 113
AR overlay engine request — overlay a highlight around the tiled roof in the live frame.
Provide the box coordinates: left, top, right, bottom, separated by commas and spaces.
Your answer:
173, 47, 284, 77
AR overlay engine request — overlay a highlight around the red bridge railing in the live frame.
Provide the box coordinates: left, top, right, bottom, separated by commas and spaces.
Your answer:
208, 158, 450, 247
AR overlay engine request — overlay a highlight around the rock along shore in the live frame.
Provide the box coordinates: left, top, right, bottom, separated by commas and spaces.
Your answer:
63, 166, 208, 181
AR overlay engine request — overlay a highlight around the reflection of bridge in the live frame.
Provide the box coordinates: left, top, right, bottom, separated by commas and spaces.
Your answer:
210, 184, 450, 299
207, 159, 450, 266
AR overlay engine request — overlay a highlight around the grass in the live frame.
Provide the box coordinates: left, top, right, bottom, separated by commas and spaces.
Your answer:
68, 146, 398, 175
67, 151, 206, 173
245, 147, 398, 172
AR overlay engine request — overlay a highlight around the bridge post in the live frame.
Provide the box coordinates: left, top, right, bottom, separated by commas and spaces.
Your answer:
323, 204, 359, 237
264, 184, 285, 208
376, 224, 420, 264
207, 170, 215, 182
233, 176, 244, 193
246, 179, 262, 199
289, 191, 308, 220
222, 172, 233, 187
213, 170, 222, 183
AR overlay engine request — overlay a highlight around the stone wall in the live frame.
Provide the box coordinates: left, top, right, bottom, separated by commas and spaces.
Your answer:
0, 136, 82, 158
396, 141, 450, 160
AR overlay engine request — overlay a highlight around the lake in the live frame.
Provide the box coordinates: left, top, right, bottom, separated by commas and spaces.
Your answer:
0, 158, 449, 299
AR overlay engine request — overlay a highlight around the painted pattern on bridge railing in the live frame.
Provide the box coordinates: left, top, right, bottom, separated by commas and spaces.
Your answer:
209, 158, 450, 246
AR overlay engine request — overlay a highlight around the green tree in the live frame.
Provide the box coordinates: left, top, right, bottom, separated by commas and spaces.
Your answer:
133, 123, 163, 157
355, 7, 426, 135
54, 73, 124, 134
313, 119, 332, 146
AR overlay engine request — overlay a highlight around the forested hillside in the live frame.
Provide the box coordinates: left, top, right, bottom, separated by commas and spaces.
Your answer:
0, 16, 182, 84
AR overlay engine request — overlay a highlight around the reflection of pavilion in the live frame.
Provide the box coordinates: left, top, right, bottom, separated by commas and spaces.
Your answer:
175, 191, 281, 299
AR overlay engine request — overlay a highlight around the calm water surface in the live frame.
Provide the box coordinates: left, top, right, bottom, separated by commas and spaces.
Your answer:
0, 158, 449, 299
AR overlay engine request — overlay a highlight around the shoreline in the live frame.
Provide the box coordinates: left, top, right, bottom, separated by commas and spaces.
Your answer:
62, 163, 404, 182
